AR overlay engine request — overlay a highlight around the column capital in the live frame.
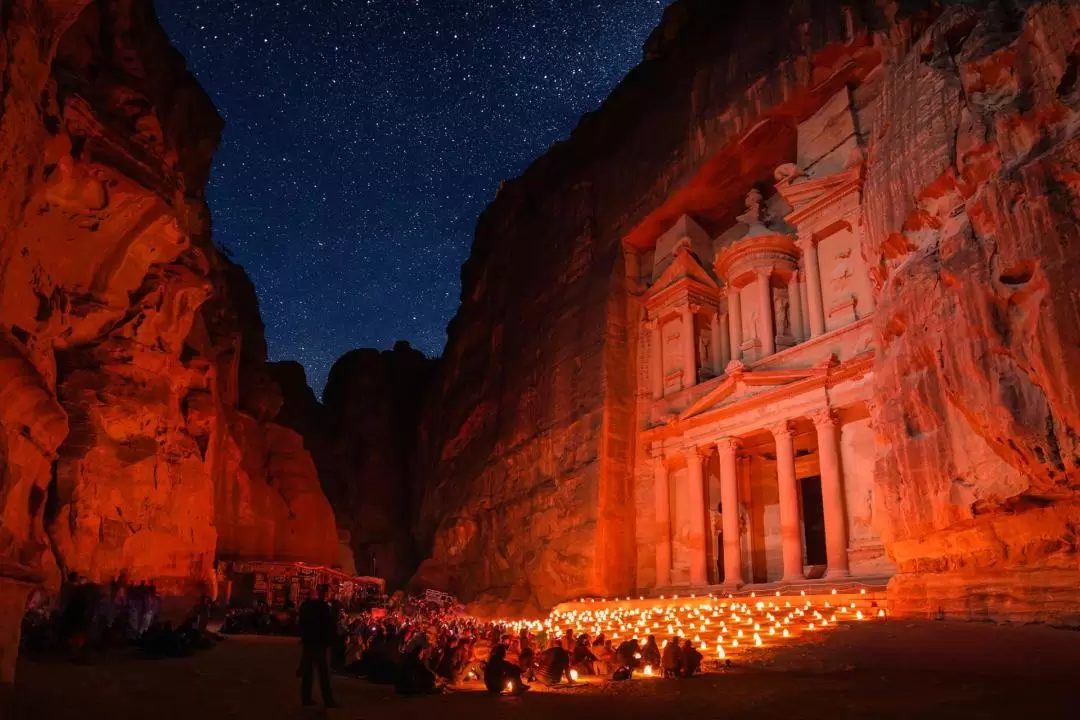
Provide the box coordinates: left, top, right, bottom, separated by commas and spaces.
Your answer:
810, 407, 840, 428
647, 443, 666, 462
769, 420, 796, 439
687, 302, 703, 314
715, 437, 742, 456
644, 317, 660, 332
754, 266, 773, 281
796, 233, 818, 251
683, 444, 709, 464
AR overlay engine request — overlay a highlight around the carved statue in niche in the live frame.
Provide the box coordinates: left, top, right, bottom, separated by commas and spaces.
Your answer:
749, 308, 760, 340
698, 329, 710, 367
774, 291, 790, 336
736, 188, 768, 227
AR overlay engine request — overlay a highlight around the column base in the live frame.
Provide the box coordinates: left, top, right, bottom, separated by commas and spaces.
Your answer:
782, 573, 806, 583
825, 568, 851, 580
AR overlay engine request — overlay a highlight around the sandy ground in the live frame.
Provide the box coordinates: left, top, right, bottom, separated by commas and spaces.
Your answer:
11, 620, 1080, 719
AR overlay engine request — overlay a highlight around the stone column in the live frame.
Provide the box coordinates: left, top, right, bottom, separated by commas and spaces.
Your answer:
770, 421, 804, 582
686, 448, 709, 586
812, 409, 849, 578
728, 289, 743, 363
788, 271, 804, 343
798, 235, 826, 337
711, 310, 724, 376
647, 318, 664, 400
712, 310, 730, 375
653, 451, 672, 587
716, 437, 743, 587
756, 269, 776, 357
680, 306, 696, 389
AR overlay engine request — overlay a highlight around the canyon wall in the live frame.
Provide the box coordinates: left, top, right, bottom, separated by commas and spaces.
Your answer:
866, 2, 1080, 622
0, 0, 336, 688
411, 0, 896, 615
319, 343, 435, 589
413, 0, 1080, 623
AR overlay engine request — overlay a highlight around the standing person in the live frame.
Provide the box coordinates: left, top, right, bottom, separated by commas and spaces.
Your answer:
298, 585, 337, 708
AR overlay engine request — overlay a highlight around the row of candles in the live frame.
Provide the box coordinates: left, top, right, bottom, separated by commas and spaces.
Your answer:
495, 587, 885, 684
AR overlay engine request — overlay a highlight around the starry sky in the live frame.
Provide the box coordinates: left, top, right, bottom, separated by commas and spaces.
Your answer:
156, 0, 666, 396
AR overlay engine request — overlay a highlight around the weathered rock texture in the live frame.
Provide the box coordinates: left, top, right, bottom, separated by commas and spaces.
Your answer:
320, 343, 435, 589
412, 0, 1080, 622
0, 0, 336, 687
866, 3, 1080, 623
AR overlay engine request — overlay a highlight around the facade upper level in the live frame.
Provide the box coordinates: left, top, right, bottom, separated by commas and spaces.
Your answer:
631, 87, 877, 427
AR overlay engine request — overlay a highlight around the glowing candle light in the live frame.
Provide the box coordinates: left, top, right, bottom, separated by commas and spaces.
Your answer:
754, 634, 762, 647
856, 610, 864, 620
506, 681, 514, 692
737, 629, 743, 638
782, 628, 790, 638
878, 609, 886, 618
717, 646, 725, 659
570, 669, 579, 681
699, 641, 706, 650
644, 665, 654, 677
731, 639, 739, 647
808, 623, 815, 630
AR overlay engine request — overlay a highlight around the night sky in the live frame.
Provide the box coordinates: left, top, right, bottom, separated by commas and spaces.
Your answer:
156, 0, 666, 395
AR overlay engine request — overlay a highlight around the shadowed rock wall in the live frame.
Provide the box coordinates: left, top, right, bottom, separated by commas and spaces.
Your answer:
0, 0, 337, 688
320, 343, 435, 590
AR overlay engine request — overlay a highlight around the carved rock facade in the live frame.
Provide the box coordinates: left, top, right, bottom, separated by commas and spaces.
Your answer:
413, 0, 1080, 624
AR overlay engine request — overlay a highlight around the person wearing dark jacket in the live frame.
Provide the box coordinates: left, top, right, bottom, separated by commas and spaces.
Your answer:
680, 639, 703, 678
298, 585, 337, 708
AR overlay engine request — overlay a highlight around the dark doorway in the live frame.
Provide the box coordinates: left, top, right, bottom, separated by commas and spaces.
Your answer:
716, 531, 725, 583
800, 476, 827, 566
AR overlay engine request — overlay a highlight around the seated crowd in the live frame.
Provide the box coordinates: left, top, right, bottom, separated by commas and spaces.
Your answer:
330, 598, 706, 695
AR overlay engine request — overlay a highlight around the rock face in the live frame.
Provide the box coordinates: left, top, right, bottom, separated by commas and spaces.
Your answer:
320, 343, 435, 590
865, 3, 1080, 622
412, 0, 1080, 623
0, 0, 337, 687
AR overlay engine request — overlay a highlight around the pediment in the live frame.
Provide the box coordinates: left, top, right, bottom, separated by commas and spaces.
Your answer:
776, 165, 862, 225
647, 245, 719, 300
678, 366, 815, 421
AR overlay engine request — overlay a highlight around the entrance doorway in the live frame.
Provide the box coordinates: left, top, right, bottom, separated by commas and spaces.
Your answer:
716, 530, 725, 583
800, 476, 827, 566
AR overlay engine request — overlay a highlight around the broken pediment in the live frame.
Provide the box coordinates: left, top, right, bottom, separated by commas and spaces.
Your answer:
652, 214, 713, 282
646, 237, 720, 303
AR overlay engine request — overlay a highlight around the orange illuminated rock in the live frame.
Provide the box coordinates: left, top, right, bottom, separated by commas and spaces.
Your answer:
0, 0, 338, 688
863, 4, 1080, 622
412, 0, 1080, 626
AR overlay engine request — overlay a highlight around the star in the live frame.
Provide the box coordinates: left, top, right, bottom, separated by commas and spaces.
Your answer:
157, 0, 666, 396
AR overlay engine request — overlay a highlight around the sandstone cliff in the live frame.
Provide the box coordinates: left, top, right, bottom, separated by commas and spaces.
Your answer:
0, 0, 337, 687
865, 2, 1080, 622
320, 343, 436, 589
412, 0, 1080, 623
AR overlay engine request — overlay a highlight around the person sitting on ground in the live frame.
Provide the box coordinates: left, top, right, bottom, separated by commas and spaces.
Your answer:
661, 637, 683, 679
534, 643, 572, 686
680, 639, 703, 678
642, 634, 662, 668
594, 639, 616, 677
484, 643, 527, 694
615, 638, 642, 677
571, 634, 597, 675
